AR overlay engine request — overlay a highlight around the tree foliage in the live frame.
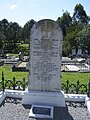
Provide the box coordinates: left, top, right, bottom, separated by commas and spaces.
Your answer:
76, 24, 90, 54
0, 32, 6, 48
0, 3, 90, 56
0, 19, 35, 53
21, 19, 36, 43
57, 11, 72, 35
73, 3, 89, 25
60, 4, 90, 56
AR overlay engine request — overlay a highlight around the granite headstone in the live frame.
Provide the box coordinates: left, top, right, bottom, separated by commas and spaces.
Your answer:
22, 19, 65, 108
28, 19, 63, 92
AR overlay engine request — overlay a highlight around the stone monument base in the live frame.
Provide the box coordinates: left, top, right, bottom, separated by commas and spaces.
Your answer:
21, 90, 65, 107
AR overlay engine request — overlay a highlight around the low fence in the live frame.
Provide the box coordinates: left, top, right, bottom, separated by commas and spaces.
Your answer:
0, 72, 90, 97
61, 80, 90, 96
0, 72, 27, 91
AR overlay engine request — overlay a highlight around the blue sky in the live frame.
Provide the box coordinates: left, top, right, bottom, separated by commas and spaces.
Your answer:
0, 0, 90, 27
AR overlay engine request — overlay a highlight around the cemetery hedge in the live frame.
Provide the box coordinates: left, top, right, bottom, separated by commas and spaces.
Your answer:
0, 65, 90, 85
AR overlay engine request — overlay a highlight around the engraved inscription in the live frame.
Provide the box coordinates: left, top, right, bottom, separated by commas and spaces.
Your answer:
29, 19, 63, 91
41, 38, 53, 50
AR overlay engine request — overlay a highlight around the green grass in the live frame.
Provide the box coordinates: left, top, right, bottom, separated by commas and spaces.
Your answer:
18, 43, 29, 55
61, 72, 90, 84
19, 44, 29, 48
6, 53, 18, 57
0, 65, 90, 85
0, 65, 28, 81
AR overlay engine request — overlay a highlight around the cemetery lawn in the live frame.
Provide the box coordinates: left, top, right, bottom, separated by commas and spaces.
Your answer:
62, 72, 90, 85
19, 43, 29, 48
0, 65, 90, 85
7, 53, 18, 57
0, 65, 28, 81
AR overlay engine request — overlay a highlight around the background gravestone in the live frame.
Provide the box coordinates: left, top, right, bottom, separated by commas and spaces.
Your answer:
19, 51, 24, 61
72, 49, 76, 55
77, 48, 82, 57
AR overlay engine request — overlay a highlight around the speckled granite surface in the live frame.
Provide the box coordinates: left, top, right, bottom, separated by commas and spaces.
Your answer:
0, 98, 90, 120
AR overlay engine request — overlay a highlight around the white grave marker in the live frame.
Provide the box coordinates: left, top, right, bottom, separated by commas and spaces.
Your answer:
22, 19, 65, 108
28, 19, 63, 91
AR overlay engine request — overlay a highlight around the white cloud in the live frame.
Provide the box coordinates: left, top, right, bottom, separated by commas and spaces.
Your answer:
9, 4, 17, 10
1, 4, 17, 10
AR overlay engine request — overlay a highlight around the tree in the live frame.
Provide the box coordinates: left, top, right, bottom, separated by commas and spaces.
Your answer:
63, 21, 84, 56
57, 11, 72, 35
63, 30, 78, 56
0, 19, 9, 52
73, 3, 89, 25
4, 22, 22, 52
76, 24, 90, 54
0, 32, 6, 49
0, 19, 9, 39
22, 19, 36, 43
7, 22, 21, 41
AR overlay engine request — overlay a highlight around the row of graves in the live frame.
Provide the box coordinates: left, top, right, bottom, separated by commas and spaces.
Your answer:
0, 19, 90, 119
70, 48, 89, 59
1, 50, 89, 73
62, 57, 90, 72
0, 49, 29, 71
64, 48, 90, 72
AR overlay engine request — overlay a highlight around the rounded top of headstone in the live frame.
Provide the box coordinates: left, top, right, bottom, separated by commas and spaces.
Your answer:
37, 19, 59, 26
30, 19, 63, 35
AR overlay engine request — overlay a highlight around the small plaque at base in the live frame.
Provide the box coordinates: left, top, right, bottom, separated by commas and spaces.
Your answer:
29, 105, 53, 118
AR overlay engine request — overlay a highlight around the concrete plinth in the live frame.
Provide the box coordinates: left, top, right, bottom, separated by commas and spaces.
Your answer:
21, 90, 65, 107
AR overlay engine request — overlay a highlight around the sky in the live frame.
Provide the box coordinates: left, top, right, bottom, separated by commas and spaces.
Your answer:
0, 0, 90, 27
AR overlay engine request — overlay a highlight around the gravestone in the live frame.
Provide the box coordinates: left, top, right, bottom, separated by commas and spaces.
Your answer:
19, 51, 24, 61
29, 19, 63, 92
72, 48, 76, 56
83, 50, 88, 59
77, 48, 82, 57
0, 49, 5, 58
22, 19, 65, 115
71, 48, 76, 59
